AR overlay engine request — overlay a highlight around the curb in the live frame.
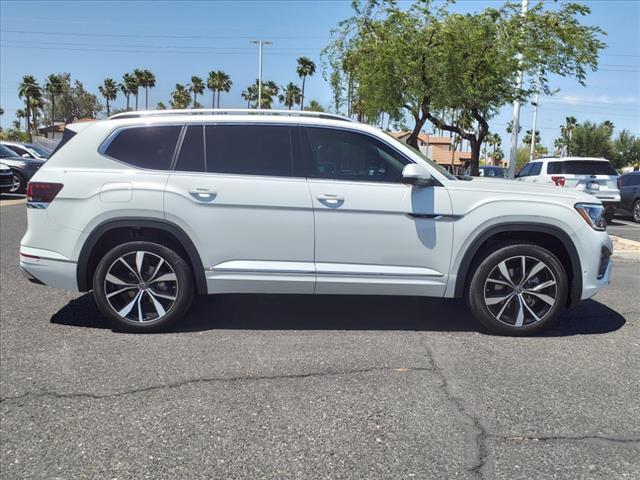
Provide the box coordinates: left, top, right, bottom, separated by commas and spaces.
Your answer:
610, 235, 640, 261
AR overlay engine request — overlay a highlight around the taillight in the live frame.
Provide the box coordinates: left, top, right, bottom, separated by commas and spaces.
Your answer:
26, 182, 63, 207
551, 176, 566, 187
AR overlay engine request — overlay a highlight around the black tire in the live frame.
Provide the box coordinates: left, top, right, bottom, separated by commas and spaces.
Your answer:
466, 243, 568, 336
633, 200, 640, 224
93, 241, 194, 332
9, 171, 25, 194
604, 209, 615, 224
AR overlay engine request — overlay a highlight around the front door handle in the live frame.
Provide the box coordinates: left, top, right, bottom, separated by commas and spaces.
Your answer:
189, 189, 217, 203
317, 194, 345, 206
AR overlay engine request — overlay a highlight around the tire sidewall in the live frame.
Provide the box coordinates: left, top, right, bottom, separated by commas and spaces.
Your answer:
467, 243, 568, 336
93, 241, 193, 332
10, 171, 25, 194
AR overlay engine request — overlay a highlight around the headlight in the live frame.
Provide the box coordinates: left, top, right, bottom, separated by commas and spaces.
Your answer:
575, 203, 606, 231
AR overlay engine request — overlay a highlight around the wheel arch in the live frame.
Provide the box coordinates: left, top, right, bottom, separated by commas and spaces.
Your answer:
454, 222, 582, 307
77, 218, 207, 294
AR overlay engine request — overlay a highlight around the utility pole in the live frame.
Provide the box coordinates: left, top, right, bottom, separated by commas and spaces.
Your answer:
250, 40, 272, 109
529, 73, 541, 162
507, 0, 529, 179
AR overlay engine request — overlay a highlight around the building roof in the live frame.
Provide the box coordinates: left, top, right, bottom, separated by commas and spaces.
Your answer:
431, 148, 472, 166
390, 131, 453, 145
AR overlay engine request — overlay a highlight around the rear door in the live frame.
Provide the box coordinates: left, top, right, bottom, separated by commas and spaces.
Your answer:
545, 160, 618, 198
164, 123, 315, 294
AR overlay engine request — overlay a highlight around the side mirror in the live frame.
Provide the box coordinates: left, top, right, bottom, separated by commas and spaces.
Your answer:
21, 153, 31, 158
402, 163, 433, 186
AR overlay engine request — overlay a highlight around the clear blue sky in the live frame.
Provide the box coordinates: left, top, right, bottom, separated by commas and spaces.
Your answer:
1, 0, 638, 151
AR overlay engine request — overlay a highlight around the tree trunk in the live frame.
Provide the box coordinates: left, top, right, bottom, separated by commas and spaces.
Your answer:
26, 97, 32, 142
145, 86, 149, 110
407, 114, 427, 149
135, 92, 139, 110
300, 76, 306, 110
469, 139, 481, 176
126, 94, 130, 110
106, 98, 110, 117
217, 91, 221, 108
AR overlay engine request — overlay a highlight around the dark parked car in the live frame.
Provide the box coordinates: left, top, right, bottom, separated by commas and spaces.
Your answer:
618, 171, 640, 223
0, 162, 13, 193
0, 144, 45, 193
0, 141, 50, 160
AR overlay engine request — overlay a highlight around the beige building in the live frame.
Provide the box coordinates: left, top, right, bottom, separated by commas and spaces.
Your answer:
390, 131, 472, 174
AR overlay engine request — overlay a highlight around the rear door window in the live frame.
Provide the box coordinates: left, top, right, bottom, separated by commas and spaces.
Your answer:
546, 160, 617, 176
205, 125, 293, 177
517, 163, 532, 177
103, 125, 182, 170
175, 125, 205, 172
529, 162, 542, 175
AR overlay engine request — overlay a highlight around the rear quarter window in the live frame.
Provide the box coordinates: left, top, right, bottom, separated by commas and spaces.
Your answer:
546, 160, 617, 176
103, 125, 182, 170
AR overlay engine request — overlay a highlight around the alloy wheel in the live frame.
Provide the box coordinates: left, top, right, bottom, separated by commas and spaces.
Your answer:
104, 251, 178, 323
483, 255, 557, 328
10, 174, 21, 193
634, 202, 640, 223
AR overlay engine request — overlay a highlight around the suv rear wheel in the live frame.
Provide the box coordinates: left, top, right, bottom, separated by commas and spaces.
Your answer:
93, 241, 194, 331
633, 200, 640, 223
467, 243, 568, 335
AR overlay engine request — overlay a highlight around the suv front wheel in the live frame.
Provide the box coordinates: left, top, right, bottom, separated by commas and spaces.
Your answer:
467, 243, 568, 335
93, 241, 194, 331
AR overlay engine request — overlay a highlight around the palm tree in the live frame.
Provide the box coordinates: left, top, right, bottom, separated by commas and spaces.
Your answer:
18, 75, 41, 141
189, 76, 205, 108
137, 69, 156, 110
259, 80, 279, 109
44, 74, 64, 133
15, 108, 27, 131
296, 56, 316, 110
602, 120, 615, 133
170, 84, 191, 109
207, 70, 233, 108
98, 78, 118, 117
278, 82, 301, 110
522, 129, 541, 146
241, 85, 257, 108
303, 100, 325, 112
121, 73, 138, 110
133, 69, 149, 110
560, 116, 578, 155
156, 102, 167, 110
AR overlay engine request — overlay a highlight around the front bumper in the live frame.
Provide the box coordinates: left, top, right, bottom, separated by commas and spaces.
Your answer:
580, 233, 613, 301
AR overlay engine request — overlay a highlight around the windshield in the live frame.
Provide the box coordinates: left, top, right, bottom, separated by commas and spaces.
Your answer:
0, 144, 18, 158
27, 144, 51, 157
385, 135, 457, 181
547, 160, 617, 176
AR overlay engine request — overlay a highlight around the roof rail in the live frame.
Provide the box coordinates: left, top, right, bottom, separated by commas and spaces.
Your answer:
108, 108, 354, 123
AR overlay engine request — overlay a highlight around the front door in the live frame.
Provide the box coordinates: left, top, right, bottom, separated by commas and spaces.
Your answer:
164, 123, 315, 294
302, 126, 454, 296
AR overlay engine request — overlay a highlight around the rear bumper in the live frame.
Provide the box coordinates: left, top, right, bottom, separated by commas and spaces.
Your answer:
19, 247, 78, 291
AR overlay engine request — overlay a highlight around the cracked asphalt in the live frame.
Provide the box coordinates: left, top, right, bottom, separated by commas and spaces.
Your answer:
1, 203, 639, 479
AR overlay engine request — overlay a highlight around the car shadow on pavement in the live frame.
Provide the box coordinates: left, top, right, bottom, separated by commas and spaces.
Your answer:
50, 293, 626, 336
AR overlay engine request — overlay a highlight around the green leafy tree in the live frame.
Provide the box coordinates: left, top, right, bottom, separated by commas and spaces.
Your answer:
567, 121, 614, 159
189, 76, 205, 108
53, 75, 102, 122
170, 84, 191, 109
522, 129, 541, 146
244, 79, 278, 109
44, 74, 64, 132
156, 101, 167, 110
241, 84, 258, 108
612, 130, 640, 170
296, 56, 316, 110
304, 100, 326, 112
18, 75, 41, 141
98, 78, 118, 117
279, 82, 302, 110
207, 70, 233, 108
324, 0, 605, 175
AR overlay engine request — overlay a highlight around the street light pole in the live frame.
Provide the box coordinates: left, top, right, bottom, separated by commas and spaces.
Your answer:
251, 40, 272, 110
507, 0, 529, 179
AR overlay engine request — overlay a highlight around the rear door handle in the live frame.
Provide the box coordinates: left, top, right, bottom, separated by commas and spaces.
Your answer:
189, 189, 217, 202
317, 194, 344, 205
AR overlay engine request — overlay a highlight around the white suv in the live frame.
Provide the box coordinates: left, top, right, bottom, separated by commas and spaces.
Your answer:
516, 156, 620, 222
20, 110, 613, 335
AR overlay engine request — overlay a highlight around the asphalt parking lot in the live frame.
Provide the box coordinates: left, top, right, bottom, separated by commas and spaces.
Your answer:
1, 202, 639, 479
